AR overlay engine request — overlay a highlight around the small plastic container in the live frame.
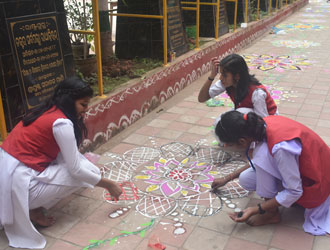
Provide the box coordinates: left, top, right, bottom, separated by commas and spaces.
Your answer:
148, 235, 166, 250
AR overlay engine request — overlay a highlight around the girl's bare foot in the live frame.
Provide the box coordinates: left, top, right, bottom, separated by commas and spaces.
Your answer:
246, 210, 281, 226
30, 208, 55, 227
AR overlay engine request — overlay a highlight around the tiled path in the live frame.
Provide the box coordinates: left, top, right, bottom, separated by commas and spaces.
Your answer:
2, 1, 330, 249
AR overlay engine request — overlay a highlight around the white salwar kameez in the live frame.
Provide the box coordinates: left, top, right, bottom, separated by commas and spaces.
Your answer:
239, 139, 330, 235
0, 118, 101, 249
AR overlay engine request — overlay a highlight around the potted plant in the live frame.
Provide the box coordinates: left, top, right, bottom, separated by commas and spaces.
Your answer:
64, 0, 97, 76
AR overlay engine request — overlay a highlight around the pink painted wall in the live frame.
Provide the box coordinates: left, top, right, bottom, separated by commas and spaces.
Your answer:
82, 0, 308, 151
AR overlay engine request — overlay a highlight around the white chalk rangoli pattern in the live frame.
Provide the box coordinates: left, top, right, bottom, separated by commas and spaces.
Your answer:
215, 179, 250, 199
160, 142, 194, 158
102, 161, 138, 182
136, 194, 178, 218
134, 158, 215, 198
300, 18, 326, 23
244, 54, 312, 71
101, 142, 249, 219
104, 181, 141, 206
123, 147, 161, 163
179, 191, 223, 216
271, 40, 320, 48
195, 147, 232, 164
206, 84, 298, 107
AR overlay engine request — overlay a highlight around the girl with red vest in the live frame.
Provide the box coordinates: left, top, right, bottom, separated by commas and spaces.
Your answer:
198, 54, 278, 118
211, 111, 330, 235
0, 77, 122, 249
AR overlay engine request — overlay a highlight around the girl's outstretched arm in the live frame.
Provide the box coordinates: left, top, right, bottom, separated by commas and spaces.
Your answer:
211, 163, 250, 189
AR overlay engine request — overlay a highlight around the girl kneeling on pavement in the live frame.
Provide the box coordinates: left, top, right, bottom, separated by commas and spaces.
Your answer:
0, 77, 122, 249
211, 110, 330, 235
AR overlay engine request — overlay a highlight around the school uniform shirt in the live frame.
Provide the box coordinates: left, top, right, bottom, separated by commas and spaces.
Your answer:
264, 115, 330, 208
250, 139, 330, 235
209, 80, 278, 117
245, 115, 330, 235
0, 117, 101, 249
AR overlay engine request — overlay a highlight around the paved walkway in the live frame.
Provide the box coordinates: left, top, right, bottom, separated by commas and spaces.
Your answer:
2, 1, 330, 249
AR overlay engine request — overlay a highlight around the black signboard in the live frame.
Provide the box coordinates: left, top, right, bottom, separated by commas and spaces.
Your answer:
7, 13, 66, 110
215, 0, 229, 37
164, 0, 189, 57
182, 0, 228, 38
116, 0, 188, 59
226, 0, 251, 24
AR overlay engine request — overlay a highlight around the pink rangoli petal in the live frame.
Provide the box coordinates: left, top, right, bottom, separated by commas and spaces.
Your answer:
160, 182, 181, 196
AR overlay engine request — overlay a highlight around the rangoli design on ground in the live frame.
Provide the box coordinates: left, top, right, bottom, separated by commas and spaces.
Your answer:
179, 191, 223, 216
300, 13, 326, 17
243, 54, 312, 71
160, 142, 194, 158
271, 40, 320, 48
102, 161, 138, 182
206, 84, 297, 107
206, 92, 234, 107
275, 23, 326, 32
167, 211, 187, 235
104, 181, 141, 205
305, 8, 330, 13
108, 206, 130, 219
206, 72, 298, 107
101, 142, 249, 221
300, 18, 326, 23
123, 147, 161, 163
215, 178, 250, 199
134, 158, 217, 198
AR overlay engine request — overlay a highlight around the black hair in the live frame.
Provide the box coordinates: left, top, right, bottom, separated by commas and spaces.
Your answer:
219, 54, 260, 106
22, 76, 93, 145
215, 111, 266, 143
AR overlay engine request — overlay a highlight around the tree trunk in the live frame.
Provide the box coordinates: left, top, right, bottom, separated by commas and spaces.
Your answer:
99, 0, 113, 63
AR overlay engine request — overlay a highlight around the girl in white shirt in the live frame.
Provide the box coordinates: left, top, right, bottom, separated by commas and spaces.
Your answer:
211, 111, 330, 235
198, 54, 278, 119
0, 76, 122, 249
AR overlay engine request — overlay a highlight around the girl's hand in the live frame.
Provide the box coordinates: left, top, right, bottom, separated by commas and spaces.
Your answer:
210, 57, 220, 79
106, 180, 122, 201
211, 176, 230, 190
228, 206, 258, 223
97, 178, 122, 200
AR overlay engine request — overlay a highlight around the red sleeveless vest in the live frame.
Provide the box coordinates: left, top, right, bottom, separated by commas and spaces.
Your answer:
1, 106, 67, 172
264, 115, 330, 208
228, 85, 277, 115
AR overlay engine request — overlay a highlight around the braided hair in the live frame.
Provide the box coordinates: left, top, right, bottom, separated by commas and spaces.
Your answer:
219, 54, 260, 107
215, 111, 266, 143
22, 76, 93, 145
